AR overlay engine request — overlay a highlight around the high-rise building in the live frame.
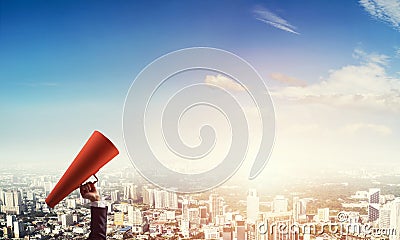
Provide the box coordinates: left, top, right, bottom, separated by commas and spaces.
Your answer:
317, 208, 329, 222
236, 220, 245, 240
247, 189, 259, 224
124, 184, 138, 200
369, 188, 380, 222
66, 199, 76, 209
0, 189, 4, 205
1, 190, 22, 214
199, 205, 208, 225
379, 204, 391, 228
222, 224, 233, 240
166, 191, 178, 209
142, 187, 154, 208
128, 206, 143, 225
6, 215, 16, 227
114, 212, 124, 225
209, 194, 224, 223
154, 189, 164, 209
61, 214, 74, 227
13, 221, 25, 238
43, 182, 53, 196
390, 198, 400, 240
111, 190, 120, 203
188, 208, 200, 225
292, 197, 299, 222
293, 197, 305, 222
273, 195, 288, 213
299, 199, 307, 215
182, 199, 189, 220
153, 189, 178, 209
26, 191, 35, 201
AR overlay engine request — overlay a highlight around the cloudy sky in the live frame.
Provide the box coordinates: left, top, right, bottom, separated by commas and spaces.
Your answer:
1, 1, 399, 184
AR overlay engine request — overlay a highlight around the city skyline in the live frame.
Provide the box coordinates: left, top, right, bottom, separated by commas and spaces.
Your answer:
2, 167, 400, 239
1, 1, 400, 238
1, 1, 399, 184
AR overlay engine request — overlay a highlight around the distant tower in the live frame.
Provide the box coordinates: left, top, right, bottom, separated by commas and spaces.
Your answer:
317, 208, 330, 222
368, 188, 380, 222
292, 197, 300, 222
390, 198, 400, 240
166, 191, 178, 209
142, 187, 154, 208
209, 194, 224, 223
111, 190, 120, 203
1, 190, 22, 214
379, 204, 391, 228
247, 189, 259, 223
182, 199, 189, 220
124, 184, 137, 200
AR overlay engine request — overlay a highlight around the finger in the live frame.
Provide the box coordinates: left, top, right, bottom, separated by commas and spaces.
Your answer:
79, 185, 86, 194
88, 182, 96, 192
83, 184, 89, 193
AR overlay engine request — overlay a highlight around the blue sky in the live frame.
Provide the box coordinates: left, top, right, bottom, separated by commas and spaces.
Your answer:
1, 0, 399, 176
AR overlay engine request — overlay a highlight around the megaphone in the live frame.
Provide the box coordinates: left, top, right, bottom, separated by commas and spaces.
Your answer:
46, 131, 119, 208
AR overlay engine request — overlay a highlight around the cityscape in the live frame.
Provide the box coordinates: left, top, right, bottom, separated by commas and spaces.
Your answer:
2, 0, 400, 240
1, 165, 400, 240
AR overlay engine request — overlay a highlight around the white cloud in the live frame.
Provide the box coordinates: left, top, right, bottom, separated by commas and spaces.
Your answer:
352, 48, 389, 65
359, 0, 400, 31
269, 72, 307, 87
272, 49, 400, 112
254, 6, 300, 35
395, 47, 400, 58
204, 74, 245, 91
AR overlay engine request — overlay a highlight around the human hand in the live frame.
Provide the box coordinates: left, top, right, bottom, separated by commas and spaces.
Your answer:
80, 182, 100, 202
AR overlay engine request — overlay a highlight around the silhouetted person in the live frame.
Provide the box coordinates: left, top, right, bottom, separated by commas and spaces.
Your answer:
80, 182, 107, 240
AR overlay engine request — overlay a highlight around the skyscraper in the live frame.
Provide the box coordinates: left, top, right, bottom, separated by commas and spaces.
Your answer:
128, 205, 143, 225
13, 221, 24, 238
390, 198, 400, 240
111, 190, 120, 203
247, 189, 259, 223
6, 215, 15, 227
154, 189, 164, 209
124, 184, 138, 200
369, 188, 380, 222
1, 190, 22, 214
142, 187, 154, 208
153, 189, 178, 209
61, 214, 74, 227
182, 198, 189, 220
292, 197, 300, 222
379, 204, 391, 228
166, 191, 178, 209
209, 194, 224, 223
317, 208, 329, 222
